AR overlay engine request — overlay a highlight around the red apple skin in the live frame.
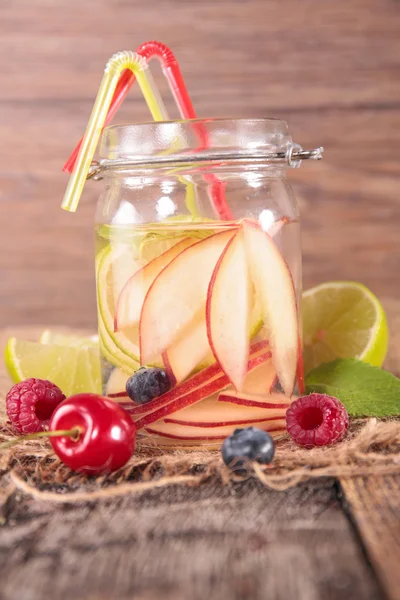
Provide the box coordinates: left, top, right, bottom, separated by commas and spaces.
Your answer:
110, 339, 269, 413
218, 391, 291, 410
122, 361, 223, 416
206, 229, 251, 391
164, 414, 287, 428
107, 391, 131, 399
164, 393, 288, 427
248, 217, 304, 396
243, 219, 298, 398
134, 350, 272, 430
135, 373, 231, 430
161, 351, 177, 388
144, 423, 286, 441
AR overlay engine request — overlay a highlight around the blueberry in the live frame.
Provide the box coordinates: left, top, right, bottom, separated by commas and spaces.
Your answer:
221, 427, 275, 473
126, 367, 171, 404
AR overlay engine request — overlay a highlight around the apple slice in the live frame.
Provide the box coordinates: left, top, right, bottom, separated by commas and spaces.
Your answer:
163, 313, 213, 384
139, 229, 236, 365
134, 349, 272, 430
218, 390, 291, 409
243, 220, 298, 397
119, 357, 225, 412
105, 367, 132, 397
134, 371, 231, 429
164, 394, 288, 427
115, 237, 196, 331
145, 419, 286, 440
206, 230, 252, 390
241, 355, 277, 395
109, 338, 269, 401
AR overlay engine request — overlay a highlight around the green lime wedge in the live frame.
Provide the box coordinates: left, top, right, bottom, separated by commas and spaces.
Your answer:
5, 336, 102, 395
303, 281, 389, 374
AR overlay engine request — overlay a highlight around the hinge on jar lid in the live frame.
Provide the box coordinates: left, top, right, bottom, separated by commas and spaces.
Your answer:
285, 144, 324, 168
85, 144, 324, 180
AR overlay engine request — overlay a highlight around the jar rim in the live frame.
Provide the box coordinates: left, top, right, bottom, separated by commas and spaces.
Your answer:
100, 117, 292, 162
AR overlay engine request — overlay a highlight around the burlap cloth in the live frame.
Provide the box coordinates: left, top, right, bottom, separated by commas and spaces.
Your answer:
1, 302, 399, 503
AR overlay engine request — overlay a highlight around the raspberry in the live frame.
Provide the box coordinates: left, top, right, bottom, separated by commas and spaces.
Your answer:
286, 393, 349, 447
6, 378, 66, 434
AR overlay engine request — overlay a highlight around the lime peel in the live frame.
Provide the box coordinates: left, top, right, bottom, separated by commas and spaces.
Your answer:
4, 336, 102, 396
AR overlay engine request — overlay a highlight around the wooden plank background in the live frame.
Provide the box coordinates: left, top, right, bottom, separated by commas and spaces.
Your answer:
0, 4, 400, 599
0, 0, 399, 329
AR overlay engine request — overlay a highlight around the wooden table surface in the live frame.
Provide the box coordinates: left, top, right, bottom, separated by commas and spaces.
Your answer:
0, 1, 400, 599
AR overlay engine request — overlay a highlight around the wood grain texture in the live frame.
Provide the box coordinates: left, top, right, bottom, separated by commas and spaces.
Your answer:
0, 2, 399, 599
0, 478, 383, 600
1, 312, 398, 600
340, 476, 400, 600
1, 0, 400, 328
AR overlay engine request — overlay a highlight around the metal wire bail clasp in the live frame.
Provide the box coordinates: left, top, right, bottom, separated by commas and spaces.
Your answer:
87, 161, 103, 181
286, 144, 324, 168
84, 144, 325, 179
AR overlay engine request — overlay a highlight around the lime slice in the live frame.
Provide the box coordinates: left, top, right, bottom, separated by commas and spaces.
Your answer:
99, 318, 139, 373
96, 246, 142, 362
4, 337, 102, 395
96, 216, 213, 258
139, 217, 212, 263
96, 219, 218, 369
302, 281, 389, 374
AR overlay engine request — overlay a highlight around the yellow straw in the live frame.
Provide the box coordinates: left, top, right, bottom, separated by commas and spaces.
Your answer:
62, 51, 168, 212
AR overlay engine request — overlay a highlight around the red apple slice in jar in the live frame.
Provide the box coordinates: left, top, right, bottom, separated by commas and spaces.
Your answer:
164, 278, 265, 386
206, 230, 252, 391
109, 353, 225, 403
115, 237, 197, 331
134, 371, 231, 429
163, 314, 214, 384
139, 229, 236, 366
109, 339, 269, 401
164, 394, 288, 427
134, 349, 272, 429
145, 419, 287, 440
110, 339, 268, 405
241, 355, 277, 395
105, 367, 132, 398
243, 220, 298, 397
218, 390, 291, 410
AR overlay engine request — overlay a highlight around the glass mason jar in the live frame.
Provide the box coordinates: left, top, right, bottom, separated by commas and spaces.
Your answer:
94, 118, 321, 448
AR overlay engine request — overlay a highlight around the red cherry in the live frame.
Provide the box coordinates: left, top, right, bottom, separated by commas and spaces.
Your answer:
49, 394, 136, 475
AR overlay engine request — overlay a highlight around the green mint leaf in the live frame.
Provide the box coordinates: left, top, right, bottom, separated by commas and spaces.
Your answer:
305, 359, 400, 417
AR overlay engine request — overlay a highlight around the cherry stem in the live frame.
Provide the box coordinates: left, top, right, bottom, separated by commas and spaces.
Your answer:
0, 427, 82, 451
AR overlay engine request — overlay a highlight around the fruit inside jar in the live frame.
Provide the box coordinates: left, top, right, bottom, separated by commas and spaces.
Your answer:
95, 216, 303, 448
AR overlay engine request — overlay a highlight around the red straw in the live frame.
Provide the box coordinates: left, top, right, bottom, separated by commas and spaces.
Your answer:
63, 41, 232, 220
